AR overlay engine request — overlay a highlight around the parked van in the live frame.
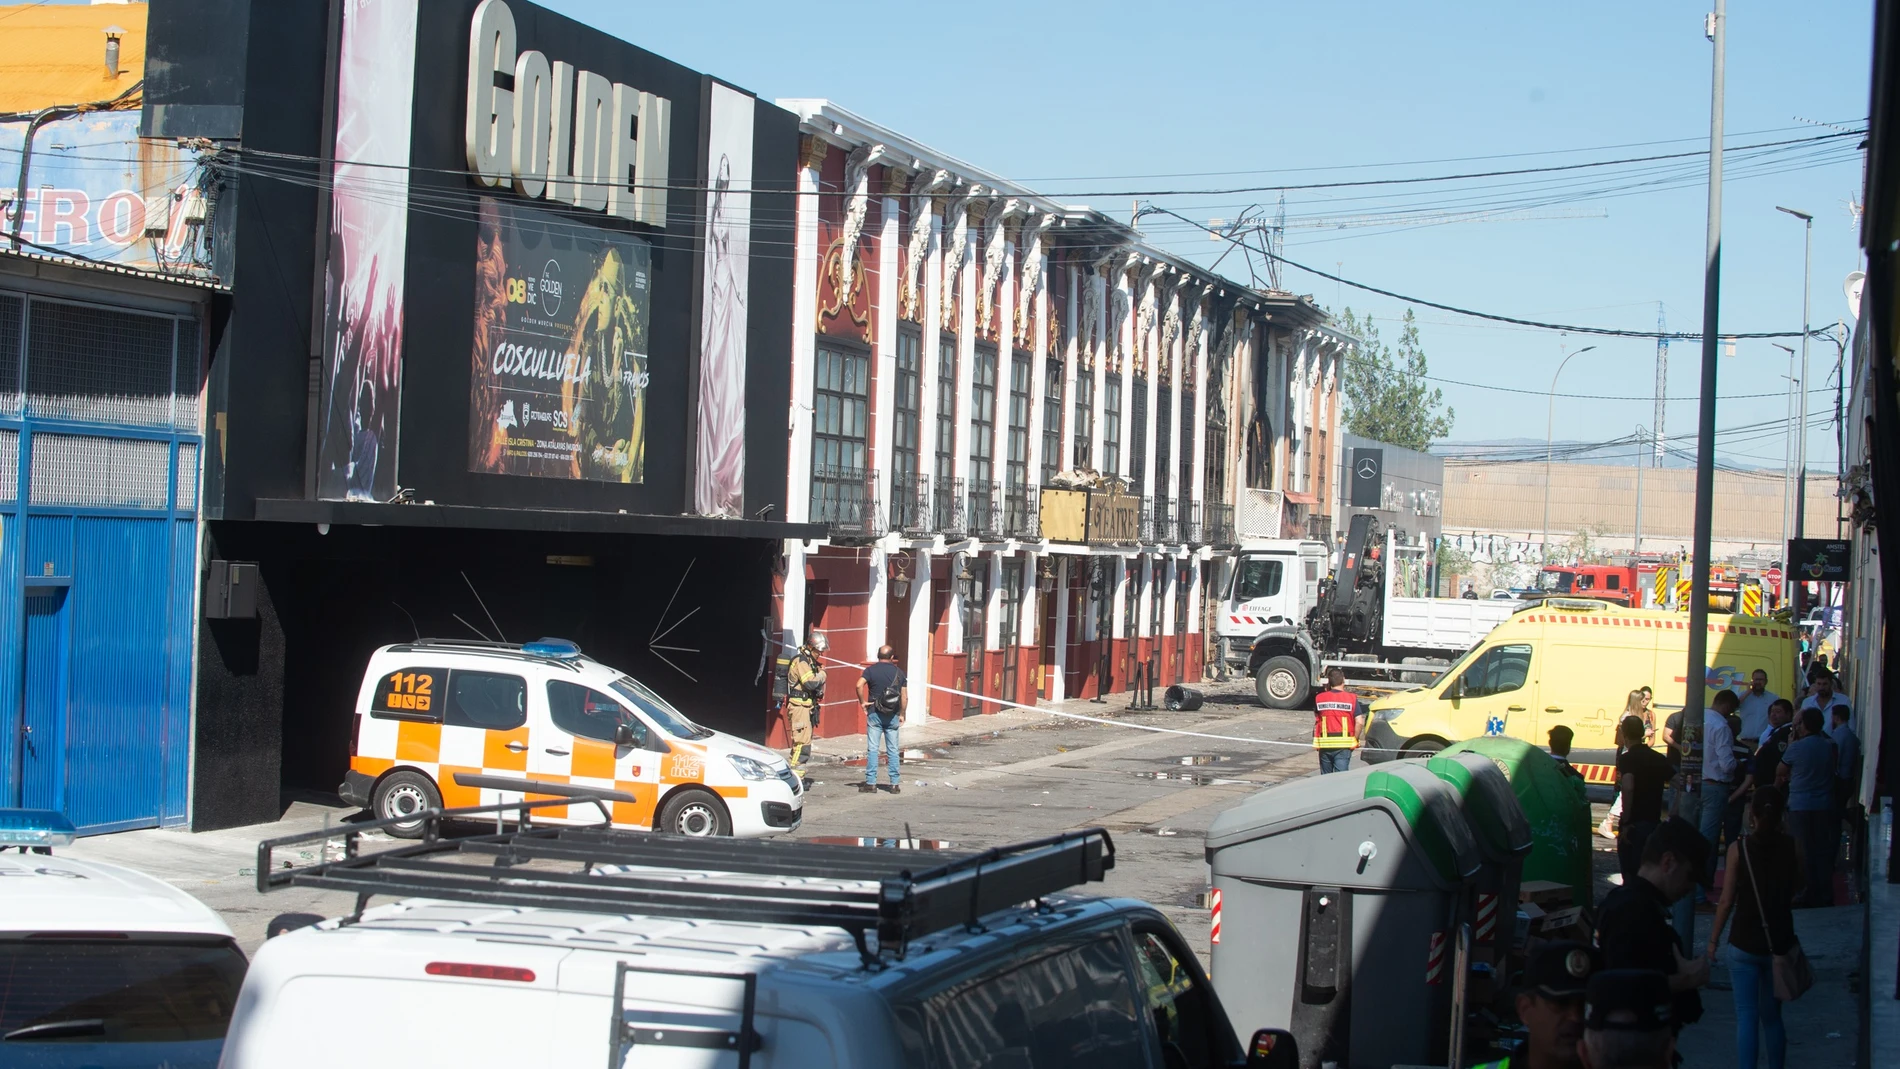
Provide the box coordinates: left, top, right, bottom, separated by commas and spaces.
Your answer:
1362, 601, 1797, 779
341, 638, 802, 838
224, 820, 1255, 1069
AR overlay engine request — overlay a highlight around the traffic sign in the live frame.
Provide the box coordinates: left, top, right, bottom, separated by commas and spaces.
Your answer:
1765, 567, 1783, 585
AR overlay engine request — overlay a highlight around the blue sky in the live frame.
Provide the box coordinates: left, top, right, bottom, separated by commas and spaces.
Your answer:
551, 1, 1870, 469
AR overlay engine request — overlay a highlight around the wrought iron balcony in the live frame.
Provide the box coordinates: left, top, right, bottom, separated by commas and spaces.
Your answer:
933, 475, 966, 535
966, 479, 1002, 539
889, 471, 931, 534
1203, 502, 1236, 547
810, 467, 881, 541
1151, 497, 1178, 543
1179, 499, 1201, 544
1002, 483, 1040, 539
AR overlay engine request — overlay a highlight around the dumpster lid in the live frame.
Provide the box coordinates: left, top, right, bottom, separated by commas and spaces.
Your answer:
1206, 763, 1482, 887
1427, 754, 1535, 857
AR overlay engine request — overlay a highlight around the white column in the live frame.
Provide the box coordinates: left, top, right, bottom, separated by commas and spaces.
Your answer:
955, 201, 977, 484
918, 191, 943, 495
985, 551, 1004, 651
787, 136, 825, 523
945, 551, 966, 655
1050, 556, 1070, 701
1023, 241, 1048, 492
1190, 299, 1209, 519
993, 218, 1015, 496
1060, 264, 1078, 473
1160, 552, 1178, 644
1166, 286, 1185, 515
1111, 556, 1129, 642
1140, 273, 1160, 498
866, 173, 902, 661
1115, 266, 1135, 480
1091, 269, 1109, 469
906, 548, 931, 724
1136, 551, 1153, 641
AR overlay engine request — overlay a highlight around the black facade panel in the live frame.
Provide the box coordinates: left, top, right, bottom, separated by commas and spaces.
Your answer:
744, 104, 798, 521
140, 0, 257, 139
192, 522, 288, 831
203, 0, 330, 520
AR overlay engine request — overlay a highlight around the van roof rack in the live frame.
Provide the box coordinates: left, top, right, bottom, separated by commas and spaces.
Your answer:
386, 639, 587, 672
257, 801, 1114, 967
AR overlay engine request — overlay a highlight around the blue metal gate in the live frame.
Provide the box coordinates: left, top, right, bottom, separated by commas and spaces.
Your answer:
0, 291, 201, 832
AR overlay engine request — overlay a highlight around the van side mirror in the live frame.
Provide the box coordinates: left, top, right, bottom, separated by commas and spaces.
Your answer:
614, 722, 636, 747
1245, 1028, 1299, 1069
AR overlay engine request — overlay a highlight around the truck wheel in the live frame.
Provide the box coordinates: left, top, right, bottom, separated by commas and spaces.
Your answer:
1255, 656, 1310, 709
658, 789, 731, 837
371, 771, 440, 839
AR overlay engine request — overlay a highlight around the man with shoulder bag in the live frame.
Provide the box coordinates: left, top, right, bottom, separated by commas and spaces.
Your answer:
856, 645, 907, 794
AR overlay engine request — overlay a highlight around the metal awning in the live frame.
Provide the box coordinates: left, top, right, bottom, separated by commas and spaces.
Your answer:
254, 498, 825, 541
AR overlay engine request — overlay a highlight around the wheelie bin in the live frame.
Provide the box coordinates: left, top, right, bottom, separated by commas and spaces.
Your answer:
1206, 761, 1481, 1069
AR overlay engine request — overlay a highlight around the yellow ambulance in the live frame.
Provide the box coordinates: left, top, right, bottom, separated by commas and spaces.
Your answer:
1362, 600, 1797, 783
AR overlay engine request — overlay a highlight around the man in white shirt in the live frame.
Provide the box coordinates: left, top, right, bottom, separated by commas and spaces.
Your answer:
1731, 669, 1778, 746
1799, 672, 1850, 720
1694, 690, 1741, 902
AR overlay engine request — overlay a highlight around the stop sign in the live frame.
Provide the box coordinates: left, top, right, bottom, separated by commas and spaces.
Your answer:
1766, 567, 1784, 585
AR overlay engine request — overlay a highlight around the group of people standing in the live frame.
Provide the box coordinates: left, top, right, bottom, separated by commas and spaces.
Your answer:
1590, 662, 1861, 1068
780, 631, 911, 793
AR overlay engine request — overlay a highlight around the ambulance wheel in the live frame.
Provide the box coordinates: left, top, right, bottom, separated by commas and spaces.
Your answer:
372, 771, 440, 839
1401, 738, 1447, 760
658, 789, 731, 837
1255, 656, 1309, 710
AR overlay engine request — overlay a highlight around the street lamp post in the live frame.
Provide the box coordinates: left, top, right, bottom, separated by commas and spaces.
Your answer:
1542, 344, 1597, 560
1776, 206, 1813, 537
1772, 343, 1796, 567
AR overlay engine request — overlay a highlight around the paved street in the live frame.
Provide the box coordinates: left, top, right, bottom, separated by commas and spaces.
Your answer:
63, 681, 1320, 956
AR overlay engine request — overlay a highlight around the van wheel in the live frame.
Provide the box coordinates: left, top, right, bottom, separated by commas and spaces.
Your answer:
1255, 656, 1310, 710
658, 789, 731, 837
372, 771, 440, 839
1400, 738, 1447, 760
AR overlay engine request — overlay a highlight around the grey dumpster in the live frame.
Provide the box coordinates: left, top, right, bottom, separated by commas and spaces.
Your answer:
1207, 762, 1481, 1069
1427, 753, 1534, 970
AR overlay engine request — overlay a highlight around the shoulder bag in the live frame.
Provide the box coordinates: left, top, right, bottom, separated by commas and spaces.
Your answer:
1742, 837, 1815, 1001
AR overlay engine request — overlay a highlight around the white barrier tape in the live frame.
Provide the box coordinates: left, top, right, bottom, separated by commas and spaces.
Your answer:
777, 638, 1411, 756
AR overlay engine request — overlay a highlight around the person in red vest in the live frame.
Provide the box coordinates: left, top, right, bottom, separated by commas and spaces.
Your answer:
1313, 667, 1367, 773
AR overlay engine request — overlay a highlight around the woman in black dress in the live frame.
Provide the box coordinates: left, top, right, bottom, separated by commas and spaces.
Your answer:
1706, 785, 1802, 1069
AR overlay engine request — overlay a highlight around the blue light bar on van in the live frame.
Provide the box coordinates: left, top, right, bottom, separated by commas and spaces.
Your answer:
521, 638, 583, 660
0, 808, 78, 848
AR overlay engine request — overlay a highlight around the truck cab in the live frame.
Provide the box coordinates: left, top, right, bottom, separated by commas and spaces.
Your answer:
1215, 540, 1328, 672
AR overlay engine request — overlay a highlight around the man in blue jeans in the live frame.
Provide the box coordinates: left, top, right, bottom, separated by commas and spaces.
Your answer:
1779, 706, 1838, 906
856, 645, 907, 794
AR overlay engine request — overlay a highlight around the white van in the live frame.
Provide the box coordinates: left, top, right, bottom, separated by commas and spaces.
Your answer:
225, 820, 1258, 1069
340, 638, 801, 838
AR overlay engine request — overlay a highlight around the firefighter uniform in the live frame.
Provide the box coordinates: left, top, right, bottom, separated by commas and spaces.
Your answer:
1313, 686, 1362, 774
784, 647, 825, 776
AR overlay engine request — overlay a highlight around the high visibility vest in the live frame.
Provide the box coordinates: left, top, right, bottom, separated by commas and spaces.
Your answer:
1313, 689, 1360, 749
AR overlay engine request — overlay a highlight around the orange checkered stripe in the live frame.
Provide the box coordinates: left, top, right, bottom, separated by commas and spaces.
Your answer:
351, 720, 744, 827
1518, 614, 1792, 639
1574, 762, 1618, 784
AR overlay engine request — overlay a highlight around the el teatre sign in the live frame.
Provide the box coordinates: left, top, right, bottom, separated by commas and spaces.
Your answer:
465, 0, 672, 226
1041, 486, 1141, 544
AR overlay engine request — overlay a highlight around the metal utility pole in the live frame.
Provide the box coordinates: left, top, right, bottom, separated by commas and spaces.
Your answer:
1683, 1, 1725, 800
1543, 343, 1597, 560
1634, 426, 1647, 552
1777, 206, 1814, 537
1774, 343, 1797, 567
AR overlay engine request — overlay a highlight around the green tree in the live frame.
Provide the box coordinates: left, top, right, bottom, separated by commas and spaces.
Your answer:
1335, 307, 1455, 450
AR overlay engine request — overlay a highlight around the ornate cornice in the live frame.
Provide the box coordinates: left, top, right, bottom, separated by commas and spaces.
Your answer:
799, 135, 829, 172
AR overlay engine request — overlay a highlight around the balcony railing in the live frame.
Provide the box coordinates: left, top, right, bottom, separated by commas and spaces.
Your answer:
890, 471, 930, 533
1003, 483, 1039, 539
1179, 499, 1201, 544
1151, 497, 1178, 543
967, 479, 1001, 539
811, 467, 881, 541
1203, 502, 1236, 547
933, 475, 966, 535
1137, 497, 1157, 544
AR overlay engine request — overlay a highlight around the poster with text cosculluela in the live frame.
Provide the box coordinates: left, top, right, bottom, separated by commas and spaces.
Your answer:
469, 197, 653, 483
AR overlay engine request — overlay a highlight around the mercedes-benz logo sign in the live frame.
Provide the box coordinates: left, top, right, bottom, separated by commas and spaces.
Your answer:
1356, 459, 1378, 479
537, 259, 565, 318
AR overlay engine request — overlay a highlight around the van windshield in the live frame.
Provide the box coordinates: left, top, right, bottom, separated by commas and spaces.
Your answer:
611, 676, 714, 740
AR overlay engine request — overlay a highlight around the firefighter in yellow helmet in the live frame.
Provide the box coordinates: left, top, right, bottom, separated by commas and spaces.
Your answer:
1313, 666, 1367, 774
783, 630, 828, 780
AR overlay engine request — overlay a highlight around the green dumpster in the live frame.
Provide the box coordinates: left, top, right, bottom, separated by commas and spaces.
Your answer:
1443, 737, 1592, 908
1427, 753, 1534, 969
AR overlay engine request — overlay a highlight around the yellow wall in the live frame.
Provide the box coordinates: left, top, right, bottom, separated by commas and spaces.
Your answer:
0, 2, 147, 114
